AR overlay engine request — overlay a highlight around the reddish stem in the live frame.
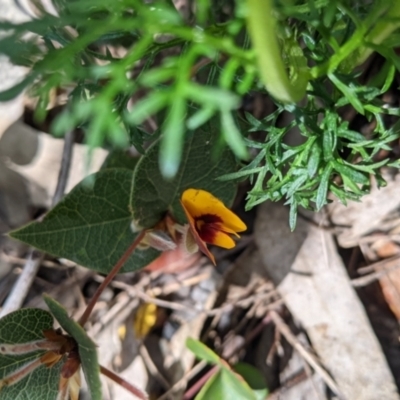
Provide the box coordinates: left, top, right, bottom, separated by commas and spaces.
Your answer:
182, 313, 273, 399
182, 365, 220, 400
100, 364, 148, 400
78, 231, 146, 326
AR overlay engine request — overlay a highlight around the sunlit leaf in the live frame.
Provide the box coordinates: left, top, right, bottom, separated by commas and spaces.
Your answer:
186, 338, 221, 365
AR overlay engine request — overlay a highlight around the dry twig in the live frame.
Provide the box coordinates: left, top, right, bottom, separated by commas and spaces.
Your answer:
269, 310, 346, 400
352, 256, 400, 287
0, 130, 75, 317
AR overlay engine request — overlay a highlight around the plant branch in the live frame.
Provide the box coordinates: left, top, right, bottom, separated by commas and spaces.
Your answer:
355, 1, 400, 67
78, 230, 146, 326
100, 364, 148, 400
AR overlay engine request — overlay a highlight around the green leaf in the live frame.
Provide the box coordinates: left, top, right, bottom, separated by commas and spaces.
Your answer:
316, 163, 333, 210
0, 309, 62, 400
43, 295, 102, 400
322, 128, 335, 161
131, 123, 238, 227
196, 368, 256, 400
186, 338, 222, 365
245, 0, 308, 102
187, 106, 215, 130
289, 199, 298, 231
329, 74, 364, 115
234, 362, 269, 400
307, 141, 321, 177
126, 92, 170, 125
345, 158, 388, 173
333, 162, 369, 184
340, 174, 364, 194
286, 171, 308, 197
101, 149, 140, 171
337, 128, 365, 142
220, 110, 248, 160
10, 169, 159, 274
195, 369, 224, 400
0, 75, 35, 101
160, 94, 187, 177
184, 84, 240, 110
222, 368, 258, 400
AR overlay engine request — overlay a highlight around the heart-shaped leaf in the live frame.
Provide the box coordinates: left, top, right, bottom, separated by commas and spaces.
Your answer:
10, 125, 238, 273
101, 149, 140, 171
0, 308, 62, 400
10, 169, 160, 273
132, 124, 238, 228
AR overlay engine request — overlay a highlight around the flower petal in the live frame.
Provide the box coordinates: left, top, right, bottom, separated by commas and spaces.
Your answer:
210, 230, 236, 249
180, 199, 216, 265
181, 189, 247, 233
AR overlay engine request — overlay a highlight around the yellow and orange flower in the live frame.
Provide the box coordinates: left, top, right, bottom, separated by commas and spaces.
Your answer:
180, 188, 247, 265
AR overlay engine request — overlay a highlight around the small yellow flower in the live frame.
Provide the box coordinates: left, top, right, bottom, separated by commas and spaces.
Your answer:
180, 188, 247, 265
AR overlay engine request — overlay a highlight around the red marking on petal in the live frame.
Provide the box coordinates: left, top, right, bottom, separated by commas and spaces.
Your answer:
195, 214, 223, 244
180, 200, 216, 264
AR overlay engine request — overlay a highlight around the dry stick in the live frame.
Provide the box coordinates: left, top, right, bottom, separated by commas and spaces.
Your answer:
52, 130, 75, 206
351, 258, 400, 288
269, 310, 346, 400
100, 365, 148, 400
357, 254, 400, 274
78, 230, 146, 326
156, 361, 207, 400
139, 345, 171, 391
0, 130, 75, 318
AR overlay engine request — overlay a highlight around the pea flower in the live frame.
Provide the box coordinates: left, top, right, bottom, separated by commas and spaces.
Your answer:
180, 188, 247, 265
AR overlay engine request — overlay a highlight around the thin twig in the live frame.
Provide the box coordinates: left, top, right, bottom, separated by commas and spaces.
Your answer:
357, 254, 400, 274
78, 230, 146, 326
0, 250, 43, 318
0, 130, 75, 317
156, 361, 207, 400
269, 310, 346, 400
139, 344, 170, 391
52, 130, 75, 206
352, 258, 400, 287
100, 364, 148, 400
267, 370, 309, 400
89, 293, 138, 337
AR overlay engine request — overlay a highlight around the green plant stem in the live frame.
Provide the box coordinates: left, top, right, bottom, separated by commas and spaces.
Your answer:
100, 365, 148, 400
311, 26, 368, 78
355, 2, 400, 66
78, 230, 146, 326
245, 0, 308, 103
311, 1, 400, 78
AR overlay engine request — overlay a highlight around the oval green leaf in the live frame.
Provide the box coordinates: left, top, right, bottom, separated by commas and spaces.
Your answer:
186, 338, 222, 365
